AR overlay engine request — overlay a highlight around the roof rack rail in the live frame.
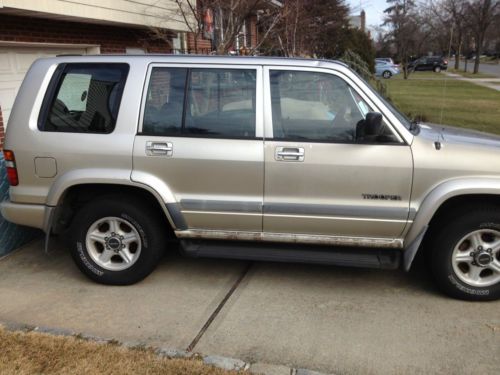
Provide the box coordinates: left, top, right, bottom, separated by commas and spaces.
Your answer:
55, 54, 83, 57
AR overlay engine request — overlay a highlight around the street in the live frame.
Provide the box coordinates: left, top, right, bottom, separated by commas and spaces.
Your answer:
451, 59, 500, 77
1, 239, 498, 375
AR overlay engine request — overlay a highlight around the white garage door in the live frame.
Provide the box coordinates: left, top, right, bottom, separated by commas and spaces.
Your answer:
0, 46, 88, 127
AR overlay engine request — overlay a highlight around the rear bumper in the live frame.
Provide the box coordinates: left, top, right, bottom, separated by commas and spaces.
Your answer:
0, 199, 50, 231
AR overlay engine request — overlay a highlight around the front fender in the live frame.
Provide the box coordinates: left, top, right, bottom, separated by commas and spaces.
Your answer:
405, 177, 500, 247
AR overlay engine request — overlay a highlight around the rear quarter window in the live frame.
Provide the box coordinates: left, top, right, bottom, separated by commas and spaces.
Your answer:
38, 63, 129, 133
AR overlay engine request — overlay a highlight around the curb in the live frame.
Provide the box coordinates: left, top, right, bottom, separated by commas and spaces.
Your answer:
0, 321, 334, 375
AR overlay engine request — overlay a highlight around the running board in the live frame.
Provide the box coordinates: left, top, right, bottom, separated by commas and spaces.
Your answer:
180, 240, 401, 270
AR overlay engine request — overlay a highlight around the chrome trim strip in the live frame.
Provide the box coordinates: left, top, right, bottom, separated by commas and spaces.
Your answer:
175, 229, 404, 249
182, 210, 262, 216
179, 200, 410, 221
264, 213, 407, 223
264, 203, 409, 220
180, 199, 262, 213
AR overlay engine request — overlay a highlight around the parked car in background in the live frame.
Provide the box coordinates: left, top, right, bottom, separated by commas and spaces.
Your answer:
375, 57, 395, 65
409, 56, 448, 72
375, 61, 400, 79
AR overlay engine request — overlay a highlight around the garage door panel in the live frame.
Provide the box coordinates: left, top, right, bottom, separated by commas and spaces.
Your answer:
0, 52, 13, 74
14, 52, 42, 73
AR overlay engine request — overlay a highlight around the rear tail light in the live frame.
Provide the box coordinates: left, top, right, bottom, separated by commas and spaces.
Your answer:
3, 150, 19, 186
444, 60, 448, 64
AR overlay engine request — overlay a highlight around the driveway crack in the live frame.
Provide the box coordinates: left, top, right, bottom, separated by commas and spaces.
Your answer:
186, 262, 253, 352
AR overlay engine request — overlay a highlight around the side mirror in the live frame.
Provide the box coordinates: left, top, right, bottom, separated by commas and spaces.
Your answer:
356, 112, 384, 142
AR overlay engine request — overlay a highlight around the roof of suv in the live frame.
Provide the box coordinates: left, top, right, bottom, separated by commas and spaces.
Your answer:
49, 54, 349, 68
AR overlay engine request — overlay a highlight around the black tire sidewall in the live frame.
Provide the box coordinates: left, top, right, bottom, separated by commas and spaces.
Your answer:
383, 71, 392, 79
431, 212, 500, 301
70, 198, 165, 285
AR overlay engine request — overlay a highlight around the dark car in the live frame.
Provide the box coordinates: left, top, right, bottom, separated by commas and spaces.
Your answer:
409, 56, 448, 72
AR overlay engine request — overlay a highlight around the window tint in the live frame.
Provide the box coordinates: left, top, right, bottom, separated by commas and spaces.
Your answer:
143, 67, 187, 135
41, 64, 129, 133
185, 69, 256, 138
270, 70, 393, 143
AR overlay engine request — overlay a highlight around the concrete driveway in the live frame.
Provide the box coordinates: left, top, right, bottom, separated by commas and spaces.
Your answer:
1, 239, 499, 375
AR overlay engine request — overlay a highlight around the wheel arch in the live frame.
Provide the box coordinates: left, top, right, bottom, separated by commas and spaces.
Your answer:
48, 182, 183, 236
403, 178, 500, 270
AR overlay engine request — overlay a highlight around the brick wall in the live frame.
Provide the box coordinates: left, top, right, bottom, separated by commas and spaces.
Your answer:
0, 106, 4, 150
0, 14, 174, 53
186, 33, 213, 54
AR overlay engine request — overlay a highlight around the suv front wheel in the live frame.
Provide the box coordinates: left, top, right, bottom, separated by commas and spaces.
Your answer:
429, 209, 500, 301
69, 197, 167, 285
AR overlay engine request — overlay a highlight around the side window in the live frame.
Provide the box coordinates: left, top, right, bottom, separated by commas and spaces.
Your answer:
143, 67, 187, 135
270, 70, 395, 143
40, 63, 129, 133
185, 69, 256, 138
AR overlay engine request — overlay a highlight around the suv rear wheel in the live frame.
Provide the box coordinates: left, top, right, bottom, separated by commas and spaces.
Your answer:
434, 66, 442, 73
69, 197, 167, 285
429, 209, 500, 301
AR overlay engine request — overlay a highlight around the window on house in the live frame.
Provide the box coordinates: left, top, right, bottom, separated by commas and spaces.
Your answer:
40, 63, 129, 133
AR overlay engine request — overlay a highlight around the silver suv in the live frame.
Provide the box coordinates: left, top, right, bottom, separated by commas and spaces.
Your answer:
2, 55, 500, 301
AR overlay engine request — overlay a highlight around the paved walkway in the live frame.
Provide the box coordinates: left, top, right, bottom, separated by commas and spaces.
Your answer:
445, 72, 500, 91
1, 240, 499, 374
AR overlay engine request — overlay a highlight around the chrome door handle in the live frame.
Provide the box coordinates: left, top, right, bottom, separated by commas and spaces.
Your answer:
146, 141, 173, 156
275, 147, 305, 161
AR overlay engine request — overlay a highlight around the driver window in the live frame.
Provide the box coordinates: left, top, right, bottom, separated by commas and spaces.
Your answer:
269, 70, 394, 143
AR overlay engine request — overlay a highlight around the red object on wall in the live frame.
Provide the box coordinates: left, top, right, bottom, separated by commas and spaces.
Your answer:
0, 106, 4, 150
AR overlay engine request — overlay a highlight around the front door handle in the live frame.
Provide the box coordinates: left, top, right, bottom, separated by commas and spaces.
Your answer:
146, 141, 173, 156
275, 147, 305, 162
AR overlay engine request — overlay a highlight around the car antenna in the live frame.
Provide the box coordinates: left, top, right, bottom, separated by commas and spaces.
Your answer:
435, 24, 454, 150
439, 24, 454, 127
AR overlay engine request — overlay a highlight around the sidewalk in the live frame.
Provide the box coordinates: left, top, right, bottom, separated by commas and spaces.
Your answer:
445, 72, 500, 91
1, 239, 499, 374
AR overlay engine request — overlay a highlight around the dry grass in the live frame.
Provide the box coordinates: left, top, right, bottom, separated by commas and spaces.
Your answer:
0, 327, 238, 375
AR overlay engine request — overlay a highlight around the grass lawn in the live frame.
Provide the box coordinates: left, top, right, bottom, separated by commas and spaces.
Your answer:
383, 73, 500, 134
0, 328, 238, 375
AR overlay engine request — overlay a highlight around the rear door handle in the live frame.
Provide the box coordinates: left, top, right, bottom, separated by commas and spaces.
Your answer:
146, 141, 173, 156
275, 147, 305, 162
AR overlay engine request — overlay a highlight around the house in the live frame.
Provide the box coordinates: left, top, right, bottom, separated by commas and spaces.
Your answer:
349, 10, 366, 33
0, 0, 193, 146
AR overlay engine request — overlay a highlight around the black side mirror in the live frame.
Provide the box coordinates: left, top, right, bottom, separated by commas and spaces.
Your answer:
356, 112, 384, 142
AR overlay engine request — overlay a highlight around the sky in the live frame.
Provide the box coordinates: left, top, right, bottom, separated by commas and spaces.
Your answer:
347, 0, 389, 32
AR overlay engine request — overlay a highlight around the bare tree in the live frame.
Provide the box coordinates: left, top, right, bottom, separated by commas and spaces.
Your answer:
169, 0, 281, 55
383, 0, 420, 79
268, 0, 350, 58
430, 0, 468, 69
466, 0, 499, 73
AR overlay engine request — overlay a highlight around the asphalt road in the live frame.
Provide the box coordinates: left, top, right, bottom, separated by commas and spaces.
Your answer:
0, 239, 499, 375
451, 59, 500, 77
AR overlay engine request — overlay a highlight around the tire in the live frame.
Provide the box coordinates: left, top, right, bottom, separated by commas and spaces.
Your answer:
382, 71, 392, 79
69, 196, 167, 285
434, 66, 441, 73
428, 209, 500, 301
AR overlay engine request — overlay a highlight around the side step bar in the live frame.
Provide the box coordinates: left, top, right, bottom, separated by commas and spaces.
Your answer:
180, 240, 401, 270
